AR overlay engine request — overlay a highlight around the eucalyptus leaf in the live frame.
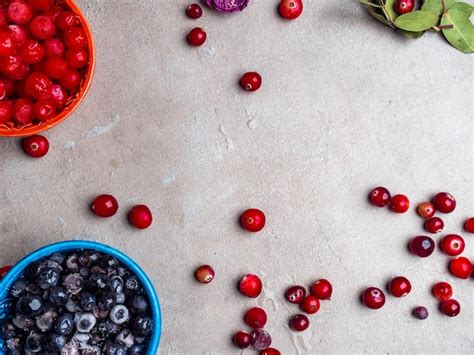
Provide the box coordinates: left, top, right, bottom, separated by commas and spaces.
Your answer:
441, 8, 474, 53
398, 29, 425, 38
421, 0, 443, 16
382, 0, 398, 21
451, 2, 474, 17
394, 10, 439, 31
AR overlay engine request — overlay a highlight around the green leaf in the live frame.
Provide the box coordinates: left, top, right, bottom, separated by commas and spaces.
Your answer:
441, 8, 474, 53
451, 2, 474, 17
382, 0, 398, 21
421, 0, 443, 16
367, 6, 392, 26
398, 29, 425, 38
394, 10, 440, 31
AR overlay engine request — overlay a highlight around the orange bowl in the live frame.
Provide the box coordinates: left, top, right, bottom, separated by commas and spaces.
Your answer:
0, 0, 95, 137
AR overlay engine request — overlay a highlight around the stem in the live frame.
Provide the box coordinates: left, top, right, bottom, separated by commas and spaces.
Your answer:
441, 0, 447, 14
359, 0, 382, 7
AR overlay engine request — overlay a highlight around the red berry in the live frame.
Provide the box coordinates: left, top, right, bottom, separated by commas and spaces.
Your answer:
0, 100, 12, 124
278, 0, 303, 20
55, 11, 79, 31
424, 217, 444, 234
0, 265, 12, 279
394, 0, 415, 15
238, 274, 262, 298
8, 1, 33, 25
464, 217, 474, 233
194, 265, 215, 284
389, 194, 410, 213
65, 48, 87, 69
30, 15, 56, 40
0, 54, 22, 76
0, 77, 16, 97
239, 208, 266, 232
7, 24, 28, 48
240, 72, 262, 92
432, 192, 456, 214
310, 279, 333, 300
417, 202, 435, 219
25, 72, 51, 100
186, 4, 202, 19
284, 285, 306, 304
0, 30, 13, 56
49, 84, 67, 107
43, 57, 68, 79
439, 299, 460, 317
409, 236, 435, 258
19, 39, 44, 64
12, 98, 33, 125
29, 0, 54, 11
289, 314, 309, 332
187, 27, 206, 46
0, 9, 7, 28
244, 307, 267, 329
431, 282, 453, 301
251, 329, 272, 351
64, 27, 86, 50
261, 348, 281, 355
33, 99, 56, 121
91, 194, 119, 218
43, 6, 62, 21
440, 234, 465, 256
59, 69, 81, 89
22, 134, 49, 158
448, 257, 473, 279
368, 186, 391, 207
388, 276, 411, 297
300, 295, 320, 314
128, 205, 153, 229
233, 331, 252, 349
362, 287, 385, 309
43, 38, 65, 57
412, 306, 429, 320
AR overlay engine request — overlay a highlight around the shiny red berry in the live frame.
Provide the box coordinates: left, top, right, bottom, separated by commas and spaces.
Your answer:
233, 331, 252, 349
368, 186, 391, 207
278, 0, 303, 20
56, 11, 79, 31
187, 27, 206, 46
409, 236, 435, 257
261, 348, 281, 355
240, 208, 266, 232
128, 205, 153, 229
424, 217, 444, 234
449, 257, 473, 279
19, 39, 44, 64
394, 0, 415, 15
440, 234, 465, 256
43, 38, 65, 57
439, 299, 460, 317
30, 15, 56, 40
289, 314, 309, 332
64, 27, 87, 50
22, 134, 49, 158
194, 265, 215, 284
50, 84, 67, 107
362, 287, 385, 309
417, 202, 435, 219
8, 1, 33, 25
300, 295, 320, 314
244, 307, 267, 329
13, 98, 34, 125
7, 24, 28, 48
25, 72, 51, 100
240, 72, 262, 92
239, 274, 262, 298
186, 4, 202, 19
66, 49, 88, 69
91, 194, 119, 218
432, 192, 456, 213
60, 69, 81, 90
0, 265, 12, 279
285, 285, 306, 304
0, 30, 14, 56
43, 57, 68, 79
389, 194, 409, 213
0, 101, 12, 124
310, 279, 333, 300
464, 217, 474, 233
33, 99, 56, 121
388, 276, 411, 297
431, 282, 453, 301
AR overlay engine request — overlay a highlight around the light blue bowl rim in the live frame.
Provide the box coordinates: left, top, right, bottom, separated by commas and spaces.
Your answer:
0, 240, 161, 354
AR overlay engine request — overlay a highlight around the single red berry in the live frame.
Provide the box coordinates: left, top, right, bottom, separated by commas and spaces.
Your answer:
440, 234, 465, 256
29, 0, 54, 11
65, 48, 88, 69
409, 236, 435, 258
261, 348, 281, 355
310, 279, 333, 300
29, 15, 56, 40
240, 72, 262, 92
56, 11, 79, 31
239, 208, 266, 232
362, 287, 385, 309
368, 186, 391, 207
289, 314, 309, 332
64, 27, 86, 50
278, 0, 303, 20
431, 282, 453, 301
394, 0, 415, 15
187, 27, 206, 46
25, 72, 51, 100
43, 38, 65, 57
12, 98, 34, 125
238, 274, 262, 298
0, 54, 22, 77
59, 69, 81, 89
389, 194, 410, 213
128, 205, 153, 229
448, 257, 473, 279
424, 217, 444, 234
91, 194, 119, 218
417, 202, 435, 219
7, 25, 28, 48
300, 295, 320, 314
388, 276, 411, 297
8, 1, 33, 25
43, 57, 69, 79
49, 84, 67, 107
19, 39, 44, 64
194, 265, 215, 284
412, 306, 429, 320
251, 329, 272, 351
0, 265, 12, 279
244, 307, 267, 329
464, 217, 474, 233
0, 100, 12, 124
233, 331, 252, 349
285, 285, 306, 304
0, 30, 14, 56
33, 99, 56, 121
432, 192, 456, 214
439, 299, 460, 317
22, 134, 49, 158
186, 4, 202, 19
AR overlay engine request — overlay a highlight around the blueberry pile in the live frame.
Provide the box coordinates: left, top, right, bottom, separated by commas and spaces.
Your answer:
0, 250, 153, 354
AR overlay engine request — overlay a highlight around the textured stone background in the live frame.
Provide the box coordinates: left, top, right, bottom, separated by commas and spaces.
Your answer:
0, 0, 473, 354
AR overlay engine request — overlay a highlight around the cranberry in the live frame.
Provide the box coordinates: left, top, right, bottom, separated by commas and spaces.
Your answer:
22, 134, 49, 158
7, 24, 28, 48
43, 38, 65, 57
19, 39, 44, 64
0, 54, 22, 76
239, 208, 266, 232
439, 299, 460, 317
8, 2, 33, 25
0, 265, 12, 279
55, 11, 79, 31
464, 217, 474, 233
362, 287, 385, 309
289, 314, 309, 332
310, 279, 332, 300
240, 72, 262, 92
388, 194, 410, 213
43, 5, 62, 21
412, 306, 429, 320
388, 276, 411, 297
417, 202, 435, 219
8, 62, 29, 81
194, 265, 215, 284
0, 100, 12, 124
91, 194, 119, 218
128, 205, 153, 229
186, 4, 202, 19
368, 186, 391, 207
187, 27, 206, 46
30, 15, 56, 40
238, 274, 262, 298
49, 84, 67, 107
300, 295, 320, 314
278, 0, 303, 20
244, 307, 267, 329
60, 69, 81, 89
65, 48, 87, 69
285, 285, 306, 304
424, 217, 444, 234
409, 236, 435, 258
440, 234, 465, 256
64, 27, 86, 49
394, 0, 415, 15
0, 30, 13, 56
43, 57, 68, 79
251, 329, 272, 351
25, 72, 51, 100
233, 331, 252, 349
261, 348, 281, 355
0, 77, 16, 97
33, 99, 56, 121
12, 98, 33, 125
431, 282, 453, 301
448, 257, 473, 279
432, 192, 456, 213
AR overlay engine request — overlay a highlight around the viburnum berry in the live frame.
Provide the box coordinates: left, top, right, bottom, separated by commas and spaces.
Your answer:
394, 0, 415, 15
431, 282, 453, 301
22, 134, 49, 158
388, 276, 411, 297
362, 287, 385, 309
261, 348, 281, 355
240, 208, 266, 232
55, 11, 79, 31
278, 0, 303, 20
417, 202, 435, 219
310, 279, 333, 300
12, 98, 34, 125
43, 38, 65, 57
233, 331, 252, 349
33, 99, 56, 121
244, 307, 267, 328
187, 27, 206, 46
432, 192, 456, 213
300, 295, 320, 314
49, 84, 67, 107
43, 57, 68, 79
389, 194, 410, 213
194, 265, 215, 284
186, 4, 202, 19
25, 72, 51, 100
424, 217, 444, 234
30, 15, 56, 40
0, 30, 14, 56
239, 274, 262, 298
19, 39, 44, 64
285, 285, 306, 304
240, 72, 262, 92
65, 48, 87, 69
464, 217, 474, 233
128, 205, 153, 229
8, 1, 33, 25
448, 257, 473, 279
440, 234, 465, 256
60, 69, 81, 89
368, 186, 391, 207
91, 194, 119, 218
409, 236, 435, 258
0, 100, 12, 124
289, 314, 309, 332
439, 299, 460, 317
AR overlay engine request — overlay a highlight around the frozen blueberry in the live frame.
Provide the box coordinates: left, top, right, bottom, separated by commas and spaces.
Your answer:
36, 267, 61, 289
131, 315, 152, 337
124, 276, 140, 294
100, 255, 119, 269
128, 295, 148, 314
110, 276, 124, 294
102, 341, 127, 355
128, 344, 144, 355
5, 337, 22, 351
79, 267, 91, 278
117, 266, 127, 278
88, 251, 102, 264
16, 295, 44, 316
35, 309, 57, 332
43, 332, 67, 352
88, 273, 109, 291
10, 280, 28, 298
83, 344, 102, 354
91, 265, 106, 274
12, 314, 35, 331
25, 331, 43, 352
109, 305, 129, 325
98, 292, 116, 311
115, 329, 135, 348
49, 286, 68, 306
1, 323, 17, 339
66, 254, 79, 271
63, 273, 84, 294
80, 292, 97, 312
74, 312, 96, 333
48, 253, 66, 265
78, 253, 91, 267
65, 296, 82, 313
54, 313, 74, 335
93, 305, 110, 319
96, 320, 121, 338
25, 283, 42, 295
115, 292, 126, 305
71, 331, 91, 349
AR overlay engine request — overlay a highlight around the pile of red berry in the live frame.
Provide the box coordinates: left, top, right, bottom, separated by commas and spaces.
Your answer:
0, 0, 89, 127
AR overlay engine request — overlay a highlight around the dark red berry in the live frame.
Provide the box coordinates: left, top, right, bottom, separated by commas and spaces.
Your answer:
412, 306, 429, 320
240, 72, 262, 92
60, 69, 81, 89
8, 1, 33, 25
233, 331, 252, 349
389, 194, 410, 213
278, 0, 303, 20
464, 217, 474, 233
0, 265, 12, 279
394, 0, 415, 15
439, 299, 460, 317
22, 134, 49, 158
239, 274, 262, 298
187, 27, 206, 46
30, 15, 56, 40
19, 39, 44, 64
449, 257, 473, 279
65, 48, 87, 69
362, 287, 385, 309
424, 217, 444, 234
239, 208, 266, 232
43, 38, 65, 57
368, 186, 391, 207
251, 329, 272, 351
440, 234, 465, 256
310, 279, 332, 300
300, 295, 320, 314
289, 314, 309, 332
194, 265, 215, 284
33, 99, 56, 121
91, 194, 119, 218
56, 11, 79, 31
409, 236, 435, 258
186, 4, 202, 19
285, 285, 306, 304
43, 57, 68, 79
261, 348, 281, 355
244, 307, 267, 329
431, 282, 453, 301
128, 205, 153, 229
388, 276, 411, 297
432, 192, 456, 214
29, 0, 54, 11
417, 202, 435, 219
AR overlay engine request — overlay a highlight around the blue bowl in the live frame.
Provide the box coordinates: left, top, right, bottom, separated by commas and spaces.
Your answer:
0, 240, 161, 354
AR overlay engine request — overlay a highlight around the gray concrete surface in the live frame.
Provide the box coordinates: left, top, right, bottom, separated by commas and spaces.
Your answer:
0, 0, 473, 353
